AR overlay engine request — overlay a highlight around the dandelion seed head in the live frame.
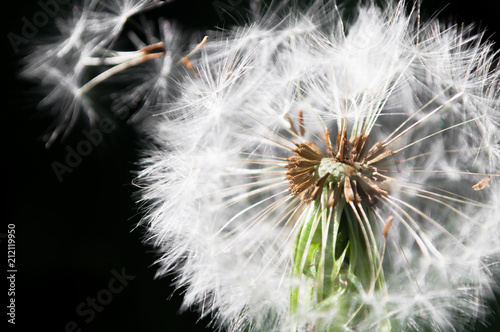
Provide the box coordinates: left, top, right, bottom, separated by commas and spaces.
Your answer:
136, 1, 500, 331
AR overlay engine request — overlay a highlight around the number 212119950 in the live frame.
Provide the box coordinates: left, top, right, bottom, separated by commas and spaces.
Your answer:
7, 224, 15, 270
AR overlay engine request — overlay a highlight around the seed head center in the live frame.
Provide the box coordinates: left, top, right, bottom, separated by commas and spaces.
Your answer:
318, 158, 345, 183
285, 129, 392, 207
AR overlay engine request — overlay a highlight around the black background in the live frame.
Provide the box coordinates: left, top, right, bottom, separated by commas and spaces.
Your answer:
2, 1, 500, 331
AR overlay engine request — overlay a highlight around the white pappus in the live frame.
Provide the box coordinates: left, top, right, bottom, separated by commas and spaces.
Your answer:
135, 0, 500, 331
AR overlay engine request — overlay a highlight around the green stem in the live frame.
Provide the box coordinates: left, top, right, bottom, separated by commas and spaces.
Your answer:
289, 191, 391, 331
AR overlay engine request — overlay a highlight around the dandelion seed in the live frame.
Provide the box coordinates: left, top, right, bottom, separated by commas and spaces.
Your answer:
472, 176, 491, 191
22, 0, 175, 146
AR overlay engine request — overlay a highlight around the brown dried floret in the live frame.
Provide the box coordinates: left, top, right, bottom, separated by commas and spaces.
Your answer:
286, 129, 393, 208
286, 141, 325, 198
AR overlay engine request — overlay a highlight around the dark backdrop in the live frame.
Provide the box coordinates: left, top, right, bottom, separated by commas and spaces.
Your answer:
2, 1, 500, 331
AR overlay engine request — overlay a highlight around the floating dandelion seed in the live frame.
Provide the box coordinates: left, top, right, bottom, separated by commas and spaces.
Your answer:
137, 1, 500, 331
21, 0, 178, 147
